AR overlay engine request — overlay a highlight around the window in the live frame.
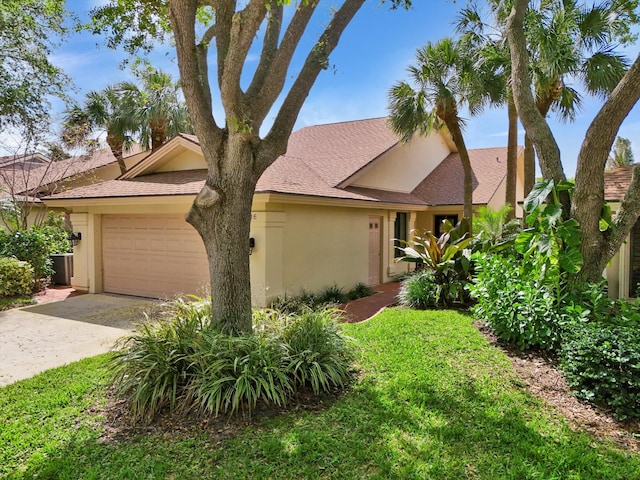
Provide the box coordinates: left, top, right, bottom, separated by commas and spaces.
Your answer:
394, 212, 408, 258
434, 214, 458, 238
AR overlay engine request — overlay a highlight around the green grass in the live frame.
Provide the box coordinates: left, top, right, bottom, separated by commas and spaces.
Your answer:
0, 295, 34, 311
2, 309, 639, 479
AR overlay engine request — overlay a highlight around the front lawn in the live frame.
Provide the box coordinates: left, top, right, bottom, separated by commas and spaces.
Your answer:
2, 309, 639, 479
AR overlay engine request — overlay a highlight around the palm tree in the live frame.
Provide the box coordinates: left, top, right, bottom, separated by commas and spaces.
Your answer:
62, 83, 139, 174
607, 136, 634, 170
388, 37, 504, 228
133, 67, 194, 151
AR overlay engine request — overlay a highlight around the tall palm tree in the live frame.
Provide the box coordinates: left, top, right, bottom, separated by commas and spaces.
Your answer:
388, 37, 504, 228
607, 136, 634, 170
133, 67, 194, 151
62, 83, 139, 174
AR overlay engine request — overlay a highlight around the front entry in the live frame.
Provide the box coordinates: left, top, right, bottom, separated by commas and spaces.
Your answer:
368, 216, 382, 286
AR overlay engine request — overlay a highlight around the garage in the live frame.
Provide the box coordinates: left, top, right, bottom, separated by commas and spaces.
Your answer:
102, 214, 210, 298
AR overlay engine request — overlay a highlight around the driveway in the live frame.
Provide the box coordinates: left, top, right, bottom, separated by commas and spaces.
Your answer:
0, 294, 157, 386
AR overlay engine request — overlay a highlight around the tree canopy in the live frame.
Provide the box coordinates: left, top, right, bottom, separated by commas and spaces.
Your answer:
0, 0, 71, 137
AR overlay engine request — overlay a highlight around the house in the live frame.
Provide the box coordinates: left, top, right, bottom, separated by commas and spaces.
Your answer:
0, 147, 146, 228
43, 117, 525, 306
604, 165, 640, 298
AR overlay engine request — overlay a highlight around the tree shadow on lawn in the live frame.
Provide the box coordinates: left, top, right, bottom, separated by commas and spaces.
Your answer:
18, 371, 640, 479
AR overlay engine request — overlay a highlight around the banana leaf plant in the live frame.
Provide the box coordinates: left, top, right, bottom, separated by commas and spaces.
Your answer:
396, 220, 473, 306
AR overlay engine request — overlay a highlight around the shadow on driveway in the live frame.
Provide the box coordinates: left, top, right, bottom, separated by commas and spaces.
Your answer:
0, 294, 158, 386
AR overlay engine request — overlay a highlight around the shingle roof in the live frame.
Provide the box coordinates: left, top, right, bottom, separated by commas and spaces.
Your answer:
44, 169, 207, 199
0, 146, 142, 197
412, 146, 519, 205
284, 117, 399, 187
604, 165, 637, 201
45, 119, 513, 207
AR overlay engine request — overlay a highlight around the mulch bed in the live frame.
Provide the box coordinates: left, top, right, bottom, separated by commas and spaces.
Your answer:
474, 320, 640, 453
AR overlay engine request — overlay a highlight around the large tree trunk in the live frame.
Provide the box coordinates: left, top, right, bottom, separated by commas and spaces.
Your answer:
506, 0, 569, 215
186, 134, 258, 335
573, 53, 640, 283
506, 90, 518, 219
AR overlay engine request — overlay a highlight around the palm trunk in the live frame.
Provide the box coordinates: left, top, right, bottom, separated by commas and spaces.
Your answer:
106, 131, 127, 175
186, 135, 257, 335
523, 134, 535, 197
506, 90, 518, 220
443, 115, 473, 230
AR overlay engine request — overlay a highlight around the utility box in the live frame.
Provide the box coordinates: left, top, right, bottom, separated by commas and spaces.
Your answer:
51, 254, 73, 286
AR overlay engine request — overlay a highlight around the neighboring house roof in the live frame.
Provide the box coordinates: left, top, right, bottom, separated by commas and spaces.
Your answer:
0, 146, 142, 198
0, 153, 49, 169
44, 118, 513, 207
604, 164, 637, 201
412, 146, 520, 205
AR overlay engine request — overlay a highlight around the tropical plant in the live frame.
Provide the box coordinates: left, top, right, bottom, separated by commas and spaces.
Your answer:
396, 221, 473, 306
606, 136, 634, 170
472, 204, 521, 253
515, 180, 583, 293
62, 83, 140, 174
388, 37, 505, 227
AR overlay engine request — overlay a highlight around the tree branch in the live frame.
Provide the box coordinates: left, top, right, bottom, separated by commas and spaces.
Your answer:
505, 0, 566, 186
168, 0, 222, 170
245, 1, 282, 105
245, 3, 318, 128
219, 0, 268, 121
213, 0, 236, 89
262, 0, 365, 168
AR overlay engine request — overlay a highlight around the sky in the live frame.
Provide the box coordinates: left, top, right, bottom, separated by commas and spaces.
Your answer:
43, 0, 640, 177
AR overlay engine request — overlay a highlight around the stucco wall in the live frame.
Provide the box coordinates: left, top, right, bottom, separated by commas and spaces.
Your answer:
349, 132, 450, 192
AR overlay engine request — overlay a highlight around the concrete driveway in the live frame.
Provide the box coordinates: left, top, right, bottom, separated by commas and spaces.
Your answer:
0, 294, 157, 386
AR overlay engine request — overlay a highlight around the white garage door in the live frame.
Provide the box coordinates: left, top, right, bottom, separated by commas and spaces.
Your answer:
102, 214, 210, 298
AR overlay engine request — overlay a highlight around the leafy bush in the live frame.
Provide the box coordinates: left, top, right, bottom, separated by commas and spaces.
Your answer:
561, 321, 640, 420
470, 254, 572, 350
0, 256, 35, 296
398, 270, 438, 309
0, 228, 54, 287
111, 299, 355, 422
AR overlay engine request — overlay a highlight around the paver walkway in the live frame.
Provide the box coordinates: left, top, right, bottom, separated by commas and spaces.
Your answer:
342, 282, 401, 323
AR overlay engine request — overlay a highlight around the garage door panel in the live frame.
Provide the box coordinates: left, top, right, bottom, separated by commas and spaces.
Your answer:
102, 214, 209, 298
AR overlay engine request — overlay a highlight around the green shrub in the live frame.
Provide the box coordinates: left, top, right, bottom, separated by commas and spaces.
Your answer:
398, 270, 438, 309
111, 300, 355, 422
279, 308, 354, 394
272, 282, 374, 313
348, 282, 374, 300
470, 254, 572, 350
561, 321, 640, 420
0, 256, 35, 296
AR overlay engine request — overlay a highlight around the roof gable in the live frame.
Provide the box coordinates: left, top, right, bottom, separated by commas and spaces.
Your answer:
121, 134, 203, 179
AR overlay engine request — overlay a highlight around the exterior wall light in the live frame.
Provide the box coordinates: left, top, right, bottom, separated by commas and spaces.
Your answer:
68, 232, 82, 247
249, 237, 255, 255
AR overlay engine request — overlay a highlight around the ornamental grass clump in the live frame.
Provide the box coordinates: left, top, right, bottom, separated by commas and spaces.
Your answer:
111, 299, 354, 423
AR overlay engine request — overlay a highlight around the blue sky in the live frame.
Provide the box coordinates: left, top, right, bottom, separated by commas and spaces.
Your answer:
51, 0, 640, 176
